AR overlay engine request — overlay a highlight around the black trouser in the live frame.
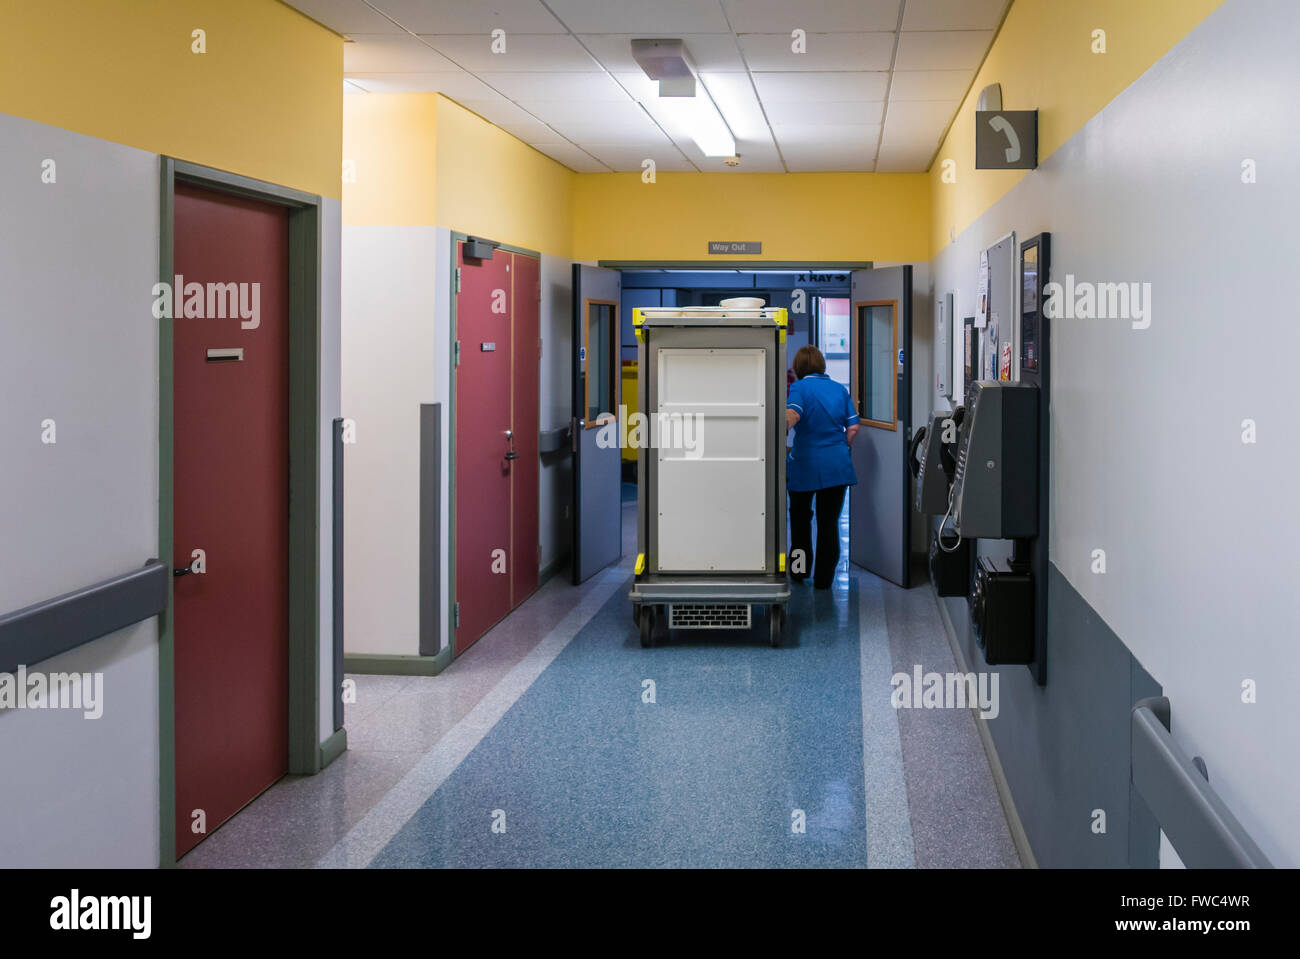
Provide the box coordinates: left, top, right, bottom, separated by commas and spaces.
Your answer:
788, 485, 847, 589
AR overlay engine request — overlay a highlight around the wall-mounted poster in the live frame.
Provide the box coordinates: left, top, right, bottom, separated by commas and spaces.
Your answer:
976, 250, 989, 328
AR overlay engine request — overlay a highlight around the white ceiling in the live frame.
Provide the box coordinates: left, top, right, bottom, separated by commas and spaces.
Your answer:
291, 0, 1010, 173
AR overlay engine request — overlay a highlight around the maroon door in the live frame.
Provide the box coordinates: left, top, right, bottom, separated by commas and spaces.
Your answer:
454, 245, 541, 655
510, 252, 540, 605
454, 243, 513, 654
173, 184, 290, 858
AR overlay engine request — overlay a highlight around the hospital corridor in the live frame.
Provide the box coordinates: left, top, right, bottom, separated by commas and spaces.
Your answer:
1, 0, 1296, 943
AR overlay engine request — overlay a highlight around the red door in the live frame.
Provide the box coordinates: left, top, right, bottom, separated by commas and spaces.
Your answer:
454, 243, 513, 654
173, 184, 290, 858
454, 245, 541, 654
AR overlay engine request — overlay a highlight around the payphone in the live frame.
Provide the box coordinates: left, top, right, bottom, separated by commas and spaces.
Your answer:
950, 380, 1038, 540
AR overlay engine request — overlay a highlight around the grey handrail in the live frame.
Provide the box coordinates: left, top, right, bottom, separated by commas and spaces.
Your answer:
1131, 696, 1272, 868
0, 560, 168, 674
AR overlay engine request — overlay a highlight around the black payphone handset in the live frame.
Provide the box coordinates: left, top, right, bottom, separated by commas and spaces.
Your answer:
911, 407, 967, 515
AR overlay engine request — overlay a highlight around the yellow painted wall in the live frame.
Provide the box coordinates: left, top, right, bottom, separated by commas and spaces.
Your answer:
0, 0, 342, 199
930, 0, 1225, 253
434, 97, 575, 257
572, 172, 930, 264
342, 94, 439, 226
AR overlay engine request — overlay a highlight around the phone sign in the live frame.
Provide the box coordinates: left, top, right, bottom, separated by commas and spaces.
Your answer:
975, 110, 1038, 170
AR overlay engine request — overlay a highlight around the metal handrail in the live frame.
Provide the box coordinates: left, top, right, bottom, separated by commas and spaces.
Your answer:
1131, 696, 1272, 868
0, 560, 168, 674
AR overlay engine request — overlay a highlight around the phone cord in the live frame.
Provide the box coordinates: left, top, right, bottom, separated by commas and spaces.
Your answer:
937, 484, 964, 554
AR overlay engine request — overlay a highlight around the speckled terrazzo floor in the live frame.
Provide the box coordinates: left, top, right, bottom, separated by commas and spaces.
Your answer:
181, 497, 1020, 868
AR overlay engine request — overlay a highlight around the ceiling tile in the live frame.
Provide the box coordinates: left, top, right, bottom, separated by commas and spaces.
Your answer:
478, 71, 632, 101
544, 0, 731, 33
579, 34, 746, 73
874, 142, 938, 172
345, 71, 497, 98
772, 123, 881, 148
752, 71, 889, 102
737, 32, 895, 72
454, 97, 568, 142
526, 141, 610, 172
723, 0, 902, 33
780, 144, 877, 171
901, 0, 1009, 32
888, 69, 973, 101
284, 0, 403, 35
515, 98, 650, 127
343, 35, 458, 72
582, 143, 695, 172
882, 98, 959, 135
369, 0, 567, 34
763, 100, 884, 125
421, 33, 601, 72
893, 30, 995, 71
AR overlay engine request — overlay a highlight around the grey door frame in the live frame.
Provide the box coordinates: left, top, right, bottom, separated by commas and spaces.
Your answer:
158, 158, 325, 866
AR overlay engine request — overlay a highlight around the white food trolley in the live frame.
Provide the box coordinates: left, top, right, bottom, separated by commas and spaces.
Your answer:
628, 306, 792, 647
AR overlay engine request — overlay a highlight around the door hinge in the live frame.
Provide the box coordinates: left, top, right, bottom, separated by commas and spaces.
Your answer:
453, 602, 460, 627
455, 267, 462, 293
454, 340, 461, 367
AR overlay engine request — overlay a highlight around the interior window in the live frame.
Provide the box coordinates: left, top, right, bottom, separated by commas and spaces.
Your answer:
857, 301, 897, 428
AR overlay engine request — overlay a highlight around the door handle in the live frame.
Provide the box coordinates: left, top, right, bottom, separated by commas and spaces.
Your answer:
504, 451, 520, 461
173, 567, 192, 577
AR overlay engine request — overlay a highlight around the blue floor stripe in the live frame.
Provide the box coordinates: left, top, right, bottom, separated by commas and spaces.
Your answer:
372, 578, 872, 868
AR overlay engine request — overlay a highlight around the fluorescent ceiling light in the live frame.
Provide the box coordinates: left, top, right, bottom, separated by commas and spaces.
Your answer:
650, 88, 736, 157
631, 39, 736, 159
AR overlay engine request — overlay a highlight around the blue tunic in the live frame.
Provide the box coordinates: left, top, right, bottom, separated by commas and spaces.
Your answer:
786, 373, 860, 492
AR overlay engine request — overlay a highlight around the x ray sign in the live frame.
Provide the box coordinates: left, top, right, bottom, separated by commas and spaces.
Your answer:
975, 110, 1038, 169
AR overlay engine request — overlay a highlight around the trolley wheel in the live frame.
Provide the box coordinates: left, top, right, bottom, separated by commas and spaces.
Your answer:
769, 604, 785, 648
639, 604, 656, 648
632, 602, 641, 627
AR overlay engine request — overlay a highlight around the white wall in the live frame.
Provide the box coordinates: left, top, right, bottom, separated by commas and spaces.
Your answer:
927, 0, 1300, 865
341, 225, 440, 656
0, 112, 343, 865
0, 115, 161, 867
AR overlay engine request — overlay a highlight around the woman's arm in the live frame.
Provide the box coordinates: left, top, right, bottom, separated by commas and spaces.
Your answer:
846, 423, 860, 445
786, 409, 800, 430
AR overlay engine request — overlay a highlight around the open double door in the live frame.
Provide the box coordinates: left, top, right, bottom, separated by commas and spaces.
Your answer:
566, 263, 914, 591
848, 265, 913, 588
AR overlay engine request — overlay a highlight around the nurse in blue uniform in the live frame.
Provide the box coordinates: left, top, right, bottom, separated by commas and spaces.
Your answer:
785, 345, 860, 589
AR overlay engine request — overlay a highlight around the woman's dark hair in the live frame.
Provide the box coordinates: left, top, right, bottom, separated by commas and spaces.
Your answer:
792, 345, 826, 379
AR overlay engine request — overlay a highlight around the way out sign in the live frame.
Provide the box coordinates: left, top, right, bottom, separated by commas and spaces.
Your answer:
975, 110, 1037, 170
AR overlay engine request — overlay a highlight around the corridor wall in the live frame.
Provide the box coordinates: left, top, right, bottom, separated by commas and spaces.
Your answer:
0, 0, 343, 866
926, 0, 1297, 866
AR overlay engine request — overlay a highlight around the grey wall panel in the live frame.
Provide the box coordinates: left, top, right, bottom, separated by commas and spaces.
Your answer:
944, 566, 1161, 867
419, 403, 441, 656
0, 112, 161, 866
927, 0, 1299, 864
